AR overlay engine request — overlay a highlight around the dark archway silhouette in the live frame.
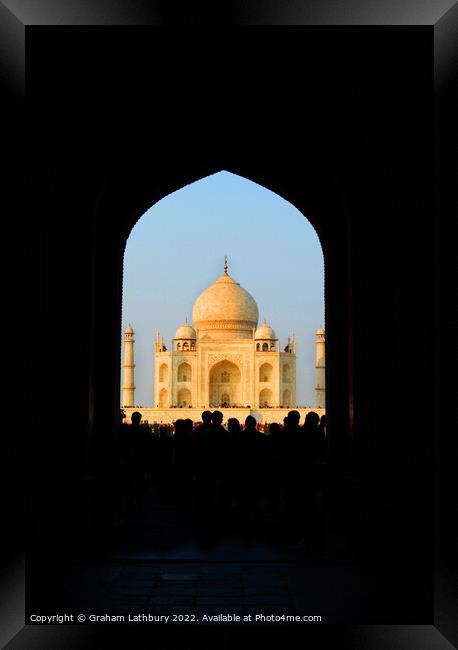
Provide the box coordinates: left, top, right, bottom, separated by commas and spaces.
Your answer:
26, 26, 434, 626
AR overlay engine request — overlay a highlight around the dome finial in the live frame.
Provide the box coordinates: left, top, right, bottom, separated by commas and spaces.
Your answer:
224, 255, 228, 275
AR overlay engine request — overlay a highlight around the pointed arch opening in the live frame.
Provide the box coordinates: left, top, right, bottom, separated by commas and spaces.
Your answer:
177, 387, 191, 407
177, 362, 192, 383
282, 364, 291, 383
159, 363, 168, 383
283, 388, 292, 407
259, 363, 273, 383
259, 388, 273, 407
122, 170, 324, 415
158, 388, 168, 408
209, 359, 242, 407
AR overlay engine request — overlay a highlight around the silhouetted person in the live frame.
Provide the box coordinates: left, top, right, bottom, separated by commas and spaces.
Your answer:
172, 419, 194, 507
224, 418, 241, 512
193, 411, 212, 472
211, 411, 232, 517
266, 422, 285, 513
237, 416, 269, 527
288, 411, 323, 549
193, 411, 215, 519
304, 411, 326, 543
227, 417, 242, 455
303, 411, 321, 461
283, 410, 305, 543
183, 418, 195, 504
228, 417, 241, 437
157, 425, 174, 505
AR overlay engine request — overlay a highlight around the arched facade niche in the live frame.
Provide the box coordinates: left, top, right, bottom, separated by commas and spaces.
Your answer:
282, 364, 291, 383
283, 388, 292, 406
159, 363, 168, 382
259, 388, 273, 407
159, 388, 168, 408
177, 362, 192, 382
177, 387, 191, 407
259, 363, 273, 383
209, 360, 241, 407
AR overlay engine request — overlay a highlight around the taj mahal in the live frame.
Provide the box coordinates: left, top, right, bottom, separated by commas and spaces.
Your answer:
121, 259, 325, 425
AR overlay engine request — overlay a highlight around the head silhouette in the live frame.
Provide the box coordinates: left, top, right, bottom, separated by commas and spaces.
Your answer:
212, 410, 223, 425
287, 410, 301, 427
269, 422, 280, 437
174, 419, 185, 440
245, 415, 257, 429
228, 418, 241, 434
201, 410, 212, 423
304, 411, 320, 429
131, 411, 142, 425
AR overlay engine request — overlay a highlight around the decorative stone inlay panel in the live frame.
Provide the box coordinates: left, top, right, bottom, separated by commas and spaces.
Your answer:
208, 353, 243, 367
196, 320, 256, 330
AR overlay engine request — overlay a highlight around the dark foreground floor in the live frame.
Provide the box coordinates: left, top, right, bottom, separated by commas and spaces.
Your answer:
27, 482, 431, 625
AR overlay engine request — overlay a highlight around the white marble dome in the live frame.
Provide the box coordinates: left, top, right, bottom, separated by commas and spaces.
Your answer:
255, 322, 276, 339
192, 271, 259, 338
175, 323, 196, 339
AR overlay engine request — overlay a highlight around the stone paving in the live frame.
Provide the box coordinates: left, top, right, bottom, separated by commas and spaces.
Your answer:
28, 485, 430, 624
30, 557, 430, 623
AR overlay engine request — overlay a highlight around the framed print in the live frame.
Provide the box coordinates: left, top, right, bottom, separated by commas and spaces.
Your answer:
2, 1, 457, 647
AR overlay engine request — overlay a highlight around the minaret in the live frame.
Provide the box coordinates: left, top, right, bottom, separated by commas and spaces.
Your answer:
122, 324, 135, 407
315, 326, 325, 407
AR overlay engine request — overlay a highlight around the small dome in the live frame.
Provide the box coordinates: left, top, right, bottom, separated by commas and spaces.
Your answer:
125, 324, 134, 334
316, 327, 325, 335
255, 322, 276, 339
175, 323, 196, 339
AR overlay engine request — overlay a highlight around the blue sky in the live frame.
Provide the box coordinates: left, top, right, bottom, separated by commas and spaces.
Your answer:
122, 171, 324, 406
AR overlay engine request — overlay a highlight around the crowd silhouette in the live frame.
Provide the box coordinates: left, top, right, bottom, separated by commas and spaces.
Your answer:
118, 409, 327, 549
